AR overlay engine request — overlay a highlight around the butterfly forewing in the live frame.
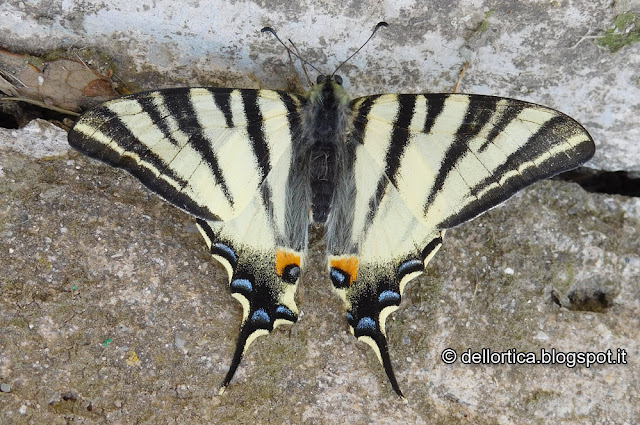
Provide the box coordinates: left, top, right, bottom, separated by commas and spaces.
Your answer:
352, 93, 594, 230
69, 88, 301, 223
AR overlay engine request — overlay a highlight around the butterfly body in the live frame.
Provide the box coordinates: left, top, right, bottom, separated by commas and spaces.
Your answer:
69, 69, 594, 397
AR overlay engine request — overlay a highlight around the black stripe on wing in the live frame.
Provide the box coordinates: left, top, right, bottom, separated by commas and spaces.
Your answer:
422, 95, 501, 212
351, 95, 381, 145
422, 95, 446, 134
162, 88, 234, 206
278, 92, 303, 139
440, 112, 595, 228
359, 95, 416, 235
478, 100, 524, 152
242, 90, 271, 180
385, 95, 416, 186
68, 99, 220, 221
212, 90, 234, 128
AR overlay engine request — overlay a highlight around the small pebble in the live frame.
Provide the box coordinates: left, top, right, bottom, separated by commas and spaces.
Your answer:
175, 334, 186, 349
0, 383, 11, 392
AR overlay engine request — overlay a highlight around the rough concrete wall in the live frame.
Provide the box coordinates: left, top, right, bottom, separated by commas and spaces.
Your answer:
1, 1, 639, 424
1, 0, 638, 171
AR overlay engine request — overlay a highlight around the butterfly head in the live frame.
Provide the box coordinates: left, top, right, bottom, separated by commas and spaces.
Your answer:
306, 73, 350, 109
317, 74, 343, 85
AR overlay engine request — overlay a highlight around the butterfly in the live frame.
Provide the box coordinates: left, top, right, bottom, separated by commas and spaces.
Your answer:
67, 22, 595, 398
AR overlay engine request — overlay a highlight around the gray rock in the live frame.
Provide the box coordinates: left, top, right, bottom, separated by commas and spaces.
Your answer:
0, 0, 638, 172
0, 1, 639, 422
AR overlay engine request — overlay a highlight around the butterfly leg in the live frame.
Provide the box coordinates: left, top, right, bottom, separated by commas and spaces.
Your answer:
452, 61, 470, 93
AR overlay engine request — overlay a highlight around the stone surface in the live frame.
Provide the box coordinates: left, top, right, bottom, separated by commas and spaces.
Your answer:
1, 1, 640, 423
0, 121, 638, 424
0, 119, 68, 158
0, 0, 639, 171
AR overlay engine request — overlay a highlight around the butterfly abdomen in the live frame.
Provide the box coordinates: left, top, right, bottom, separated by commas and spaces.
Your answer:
300, 77, 354, 225
309, 142, 338, 223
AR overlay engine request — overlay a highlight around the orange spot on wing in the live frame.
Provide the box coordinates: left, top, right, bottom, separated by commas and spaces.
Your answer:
330, 256, 359, 285
275, 250, 301, 277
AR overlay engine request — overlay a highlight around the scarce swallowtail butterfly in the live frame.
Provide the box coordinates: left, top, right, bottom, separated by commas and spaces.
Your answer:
67, 22, 595, 398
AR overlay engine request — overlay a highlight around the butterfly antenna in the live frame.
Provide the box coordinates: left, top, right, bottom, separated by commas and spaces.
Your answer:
261, 27, 323, 76
288, 38, 314, 87
332, 21, 388, 77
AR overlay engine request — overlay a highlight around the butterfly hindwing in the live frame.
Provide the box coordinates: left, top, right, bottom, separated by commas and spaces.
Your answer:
196, 218, 302, 392
69, 87, 308, 392
325, 93, 594, 396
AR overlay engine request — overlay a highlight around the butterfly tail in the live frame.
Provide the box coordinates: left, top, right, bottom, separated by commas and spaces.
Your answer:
219, 317, 269, 394
352, 320, 405, 398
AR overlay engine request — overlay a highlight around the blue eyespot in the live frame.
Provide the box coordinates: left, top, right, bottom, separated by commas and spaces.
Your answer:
397, 259, 422, 278
251, 309, 270, 326
230, 278, 252, 293
378, 290, 401, 305
345, 311, 355, 327
211, 243, 237, 264
282, 265, 300, 284
275, 305, 297, 321
330, 268, 348, 289
355, 317, 376, 332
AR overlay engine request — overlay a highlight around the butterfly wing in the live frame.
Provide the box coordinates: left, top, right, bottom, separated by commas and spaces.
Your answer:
327, 93, 595, 396
69, 87, 308, 392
